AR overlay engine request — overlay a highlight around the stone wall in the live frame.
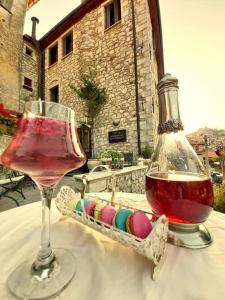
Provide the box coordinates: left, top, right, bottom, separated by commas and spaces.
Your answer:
74, 165, 148, 194
114, 166, 147, 194
0, 0, 27, 110
43, 0, 159, 158
20, 38, 39, 111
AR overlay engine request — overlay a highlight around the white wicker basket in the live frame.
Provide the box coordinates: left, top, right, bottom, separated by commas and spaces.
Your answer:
55, 186, 168, 280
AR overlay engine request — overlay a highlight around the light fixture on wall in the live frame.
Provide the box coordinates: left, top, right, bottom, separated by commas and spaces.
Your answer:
112, 119, 120, 126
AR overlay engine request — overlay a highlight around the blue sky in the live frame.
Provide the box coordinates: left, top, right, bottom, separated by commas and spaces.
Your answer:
24, 0, 225, 133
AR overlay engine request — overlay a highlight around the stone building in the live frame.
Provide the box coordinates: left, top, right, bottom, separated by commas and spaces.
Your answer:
0, 0, 39, 110
22, 0, 164, 159
0, 0, 39, 154
20, 34, 39, 110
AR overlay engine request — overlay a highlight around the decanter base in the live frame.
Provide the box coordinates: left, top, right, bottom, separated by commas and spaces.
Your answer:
167, 222, 213, 249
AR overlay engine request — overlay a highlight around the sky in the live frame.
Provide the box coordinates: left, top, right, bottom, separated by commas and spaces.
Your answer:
24, 0, 225, 133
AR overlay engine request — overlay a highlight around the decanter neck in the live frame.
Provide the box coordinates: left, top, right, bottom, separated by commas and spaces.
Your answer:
157, 74, 184, 134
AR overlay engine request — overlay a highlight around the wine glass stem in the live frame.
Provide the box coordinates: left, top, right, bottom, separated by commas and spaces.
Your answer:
34, 186, 55, 270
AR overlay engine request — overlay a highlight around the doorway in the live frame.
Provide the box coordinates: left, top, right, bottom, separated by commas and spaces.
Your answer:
78, 125, 92, 159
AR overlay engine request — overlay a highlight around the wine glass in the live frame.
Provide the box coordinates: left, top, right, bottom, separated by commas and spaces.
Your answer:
1, 101, 86, 299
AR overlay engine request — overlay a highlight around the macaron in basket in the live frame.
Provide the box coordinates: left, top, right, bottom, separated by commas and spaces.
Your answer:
56, 186, 165, 241
55, 186, 168, 280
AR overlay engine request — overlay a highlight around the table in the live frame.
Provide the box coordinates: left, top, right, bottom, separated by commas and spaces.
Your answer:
0, 193, 225, 300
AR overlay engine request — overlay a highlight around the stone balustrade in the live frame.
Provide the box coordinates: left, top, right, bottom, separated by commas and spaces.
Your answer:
73, 166, 148, 194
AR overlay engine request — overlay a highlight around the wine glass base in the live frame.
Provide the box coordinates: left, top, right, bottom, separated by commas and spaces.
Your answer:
7, 248, 76, 300
167, 222, 213, 249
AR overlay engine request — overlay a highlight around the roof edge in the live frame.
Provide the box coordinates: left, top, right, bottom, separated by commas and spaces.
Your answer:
148, 0, 165, 80
38, 0, 164, 79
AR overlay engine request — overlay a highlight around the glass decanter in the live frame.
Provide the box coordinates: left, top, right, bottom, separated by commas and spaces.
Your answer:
146, 74, 214, 249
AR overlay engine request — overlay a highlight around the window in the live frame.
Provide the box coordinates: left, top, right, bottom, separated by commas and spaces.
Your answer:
62, 31, 73, 56
49, 43, 58, 66
23, 77, 32, 91
152, 30, 157, 52
50, 85, 59, 103
152, 98, 154, 113
25, 46, 33, 57
0, 0, 13, 11
105, 0, 121, 29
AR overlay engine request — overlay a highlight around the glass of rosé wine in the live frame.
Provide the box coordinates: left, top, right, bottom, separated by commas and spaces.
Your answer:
1, 101, 86, 299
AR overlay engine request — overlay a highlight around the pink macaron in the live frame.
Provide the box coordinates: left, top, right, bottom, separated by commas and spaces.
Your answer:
126, 211, 153, 239
85, 200, 97, 217
99, 204, 117, 225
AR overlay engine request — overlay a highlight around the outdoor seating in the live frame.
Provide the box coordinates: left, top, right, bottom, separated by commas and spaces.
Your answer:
0, 170, 26, 207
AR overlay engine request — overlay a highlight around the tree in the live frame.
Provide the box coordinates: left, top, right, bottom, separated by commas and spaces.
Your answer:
70, 70, 107, 120
70, 70, 107, 158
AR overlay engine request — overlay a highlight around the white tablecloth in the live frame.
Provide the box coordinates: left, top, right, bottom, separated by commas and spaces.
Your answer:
0, 193, 225, 300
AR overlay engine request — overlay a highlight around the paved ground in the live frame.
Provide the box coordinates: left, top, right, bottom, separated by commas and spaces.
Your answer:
0, 175, 76, 213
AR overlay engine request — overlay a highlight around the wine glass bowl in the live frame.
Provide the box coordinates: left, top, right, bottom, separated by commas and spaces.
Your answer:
2, 101, 86, 188
1, 101, 86, 299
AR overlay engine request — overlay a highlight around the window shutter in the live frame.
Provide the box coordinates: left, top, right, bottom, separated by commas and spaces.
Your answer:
114, 0, 121, 23
114, 0, 119, 23
105, 5, 110, 28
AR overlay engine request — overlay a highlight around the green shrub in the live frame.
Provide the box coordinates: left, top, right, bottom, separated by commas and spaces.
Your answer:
100, 149, 112, 159
141, 144, 154, 159
213, 184, 225, 213
111, 151, 124, 162
100, 149, 123, 161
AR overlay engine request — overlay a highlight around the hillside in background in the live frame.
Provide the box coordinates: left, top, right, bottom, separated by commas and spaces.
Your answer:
197, 127, 225, 137
187, 127, 225, 151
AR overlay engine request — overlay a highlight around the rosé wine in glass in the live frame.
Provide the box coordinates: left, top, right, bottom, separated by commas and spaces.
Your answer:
146, 172, 214, 224
2, 117, 86, 187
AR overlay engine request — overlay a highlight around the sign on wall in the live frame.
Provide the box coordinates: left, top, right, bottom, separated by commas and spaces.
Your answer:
108, 130, 127, 143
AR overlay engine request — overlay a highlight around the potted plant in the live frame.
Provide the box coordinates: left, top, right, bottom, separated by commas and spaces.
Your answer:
141, 144, 154, 165
111, 151, 124, 169
100, 149, 113, 168
87, 155, 102, 171
100, 150, 124, 169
